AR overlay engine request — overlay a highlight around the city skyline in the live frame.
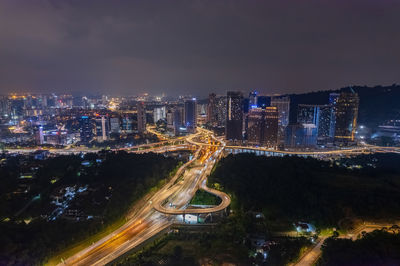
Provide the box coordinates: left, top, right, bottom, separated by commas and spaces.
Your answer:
1, 0, 400, 96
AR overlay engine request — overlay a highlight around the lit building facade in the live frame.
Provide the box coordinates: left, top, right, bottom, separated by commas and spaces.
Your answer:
226, 91, 243, 141
247, 107, 279, 147
334, 91, 359, 143
137, 102, 146, 134
184, 98, 197, 133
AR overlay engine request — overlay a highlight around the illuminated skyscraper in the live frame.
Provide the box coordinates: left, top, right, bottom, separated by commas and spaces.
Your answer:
137, 102, 146, 134
110, 117, 121, 133
226, 91, 243, 141
334, 90, 359, 142
216, 96, 227, 127
153, 106, 166, 123
184, 98, 197, 133
249, 91, 258, 110
271, 96, 290, 128
297, 104, 320, 126
207, 93, 218, 125
173, 107, 183, 136
79, 116, 93, 143
329, 93, 340, 138
95, 116, 110, 142
247, 107, 279, 147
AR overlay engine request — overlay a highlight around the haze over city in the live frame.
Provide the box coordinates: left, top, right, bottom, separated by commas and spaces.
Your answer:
1, 0, 400, 96
1, 1, 400, 266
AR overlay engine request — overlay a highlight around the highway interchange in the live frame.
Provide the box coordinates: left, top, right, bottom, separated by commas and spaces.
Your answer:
56, 128, 231, 265
4, 129, 400, 265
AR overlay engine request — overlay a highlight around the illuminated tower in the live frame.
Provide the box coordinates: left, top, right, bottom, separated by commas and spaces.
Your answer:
334, 90, 359, 143
137, 102, 146, 134
226, 91, 243, 141
184, 98, 197, 133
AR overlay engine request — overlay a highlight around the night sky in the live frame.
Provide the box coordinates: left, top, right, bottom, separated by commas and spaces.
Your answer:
0, 0, 399, 96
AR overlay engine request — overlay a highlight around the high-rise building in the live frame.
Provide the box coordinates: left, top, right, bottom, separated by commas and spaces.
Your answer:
249, 91, 258, 110
226, 91, 243, 141
329, 93, 340, 138
121, 116, 133, 133
264, 107, 279, 147
0, 96, 9, 117
271, 96, 290, 143
95, 116, 110, 142
317, 105, 332, 143
285, 123, 318, 148
271, 96, 290, 128
247, 107, 278, 147
297, 104, 320, 126
297, 104, 333, 144
137, 102, 146, 134
110, 117, 120, 133
207, 93, 218, 125
166, 109, 174, 130
247, 108, 264, 145
334, 91, 359, 142
79, 116, 93, 143
173, 107, 183, 136
257, 96, 270, 109
216, 96, 227, 127
184, 98, 197, 133
153, 106, 166, 123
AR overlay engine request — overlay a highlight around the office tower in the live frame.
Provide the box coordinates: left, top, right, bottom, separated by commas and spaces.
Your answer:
153, 106, 166, 123
247, 108, 264, 145
121, 116, 133, 132
297, 104, 333, 144
329, 93, 340, 138
197, 103, 207, 116
216, 96, 227, 127
257, 96, 270, 109
79, 116, 93, 143
334, 91, 359, 142
173, 107, 182, 136
166, 109, 174, 130
184, 98, 197, 133
264, 107, 279, 147
95, 116, 109, 142
247, 107, 279, 147
271, 96, 290, 128
297, 104, 320, 126
249, 91, 258, 110
226, 91, 243, 141
137, 102, 146, 134
10, 97, 25, 119
317, 105, 332, 143
110, 117, 120, 133
0, 96, 9, 117
207, 93, 218, 125
285, 123, 318, 148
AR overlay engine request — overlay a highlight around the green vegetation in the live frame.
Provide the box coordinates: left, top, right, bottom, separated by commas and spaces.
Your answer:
115, 215, 251, 265
209, 153, 400, 227
0, 151, 178, 265
318, 230, 400, 265
189, 189, 222, 206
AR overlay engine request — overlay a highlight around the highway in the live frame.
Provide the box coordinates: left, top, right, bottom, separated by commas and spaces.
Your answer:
153, 137, 231, 215
57, 129, 229, 265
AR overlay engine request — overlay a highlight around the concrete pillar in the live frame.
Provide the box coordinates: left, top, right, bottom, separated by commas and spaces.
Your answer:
183, 214, 185, 223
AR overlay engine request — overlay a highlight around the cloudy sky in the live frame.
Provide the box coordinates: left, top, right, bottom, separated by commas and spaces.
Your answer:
0, 0, 399, 96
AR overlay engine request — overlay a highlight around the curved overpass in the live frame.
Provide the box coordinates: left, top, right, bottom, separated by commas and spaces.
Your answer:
153, 130, 231, 216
